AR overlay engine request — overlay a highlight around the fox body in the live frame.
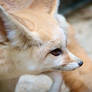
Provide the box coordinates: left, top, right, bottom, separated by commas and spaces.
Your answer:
62, 25, 92, 92
15, 21, 92, 92
0, 0, 82, 79
0, 0, 87, 92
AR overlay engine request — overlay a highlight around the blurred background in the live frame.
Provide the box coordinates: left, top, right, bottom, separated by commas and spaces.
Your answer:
59, 0, 92, 58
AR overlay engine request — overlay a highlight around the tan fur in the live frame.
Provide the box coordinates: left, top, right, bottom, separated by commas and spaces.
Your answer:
0, 0, 82, 79
0, 0, 85, 92
15, 21, 92, 92
62, 24, 92, 92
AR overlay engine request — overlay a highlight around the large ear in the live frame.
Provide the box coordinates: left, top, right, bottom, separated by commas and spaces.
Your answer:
0, 6, 39, 49
30, 0, 60, 15
55, 14, 69, 34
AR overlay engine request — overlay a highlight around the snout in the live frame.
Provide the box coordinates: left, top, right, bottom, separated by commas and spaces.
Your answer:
54, 60, 83, 71
51, 50, 83, 71
58, 50, 84, 71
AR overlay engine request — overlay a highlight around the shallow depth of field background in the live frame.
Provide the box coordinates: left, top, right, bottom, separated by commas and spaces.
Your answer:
59, 0, 92, 58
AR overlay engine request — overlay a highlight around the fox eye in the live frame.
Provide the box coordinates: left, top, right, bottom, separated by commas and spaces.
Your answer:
50, 48, 63, 56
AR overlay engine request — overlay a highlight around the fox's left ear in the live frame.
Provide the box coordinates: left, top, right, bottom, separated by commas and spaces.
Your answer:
30, 0, 60, 15
0, 6, 39, 48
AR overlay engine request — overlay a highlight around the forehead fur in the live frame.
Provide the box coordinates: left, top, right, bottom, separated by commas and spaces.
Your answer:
11, 9, 66, 44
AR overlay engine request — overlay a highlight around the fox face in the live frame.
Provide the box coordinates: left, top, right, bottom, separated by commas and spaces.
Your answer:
0, 0, 83, 78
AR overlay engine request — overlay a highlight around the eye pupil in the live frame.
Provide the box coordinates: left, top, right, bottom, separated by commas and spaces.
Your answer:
50, 48, 62, 56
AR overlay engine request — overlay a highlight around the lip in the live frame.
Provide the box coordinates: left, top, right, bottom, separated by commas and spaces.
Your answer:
41, 61, 83, 74
52, 62, 83, 71
53, 67, 78, 71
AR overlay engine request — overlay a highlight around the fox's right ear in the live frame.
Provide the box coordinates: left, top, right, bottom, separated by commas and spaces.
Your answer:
0, 6, 40, 49
30, 0, 60, 15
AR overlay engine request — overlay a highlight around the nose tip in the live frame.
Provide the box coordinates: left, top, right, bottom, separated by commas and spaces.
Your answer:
78, 61, 83, 66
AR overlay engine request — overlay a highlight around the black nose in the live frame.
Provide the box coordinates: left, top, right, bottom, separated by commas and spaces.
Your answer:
78, 61, 83, 66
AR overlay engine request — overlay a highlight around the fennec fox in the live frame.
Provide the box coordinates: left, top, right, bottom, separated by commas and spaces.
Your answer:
0, 0, 84, 92
0, 0, 83, 79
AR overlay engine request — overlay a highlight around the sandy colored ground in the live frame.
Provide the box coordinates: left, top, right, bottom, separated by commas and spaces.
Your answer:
67, 4, 92, 58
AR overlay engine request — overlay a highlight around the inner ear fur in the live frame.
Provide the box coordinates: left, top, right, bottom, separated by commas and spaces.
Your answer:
30, 0, 60, 15
0, 0, 60, 15
0, 17, 8, 42
0, 6, 39, 48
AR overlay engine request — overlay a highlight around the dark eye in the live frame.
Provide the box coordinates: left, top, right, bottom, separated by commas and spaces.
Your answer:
50, 48, 63, 56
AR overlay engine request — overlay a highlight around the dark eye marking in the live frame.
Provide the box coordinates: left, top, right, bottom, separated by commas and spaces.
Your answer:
50, 48, 63, 56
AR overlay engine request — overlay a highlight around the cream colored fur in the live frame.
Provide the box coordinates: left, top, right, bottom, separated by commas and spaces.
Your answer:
15, 74, 53, 92
0, 0, 83, 92
15, 14, 70, 92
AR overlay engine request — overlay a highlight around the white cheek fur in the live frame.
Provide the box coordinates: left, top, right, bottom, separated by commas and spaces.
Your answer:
53, 56, 64, 66
60, 62, 79, 71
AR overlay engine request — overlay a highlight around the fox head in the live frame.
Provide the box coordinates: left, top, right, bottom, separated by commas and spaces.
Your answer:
0, 0, 83, 78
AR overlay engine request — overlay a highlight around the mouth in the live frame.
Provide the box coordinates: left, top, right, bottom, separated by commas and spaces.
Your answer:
52, 61, 83, 71
41, 61, 83, 74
